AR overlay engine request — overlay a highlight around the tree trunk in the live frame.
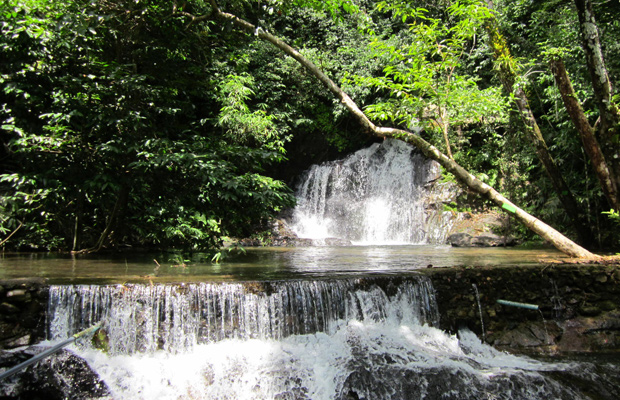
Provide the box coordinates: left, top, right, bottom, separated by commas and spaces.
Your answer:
574, 0, 620, 196
205, 1, 599, 259
439, 108, 454, 160
549, 56, 619, 210
484, 12, 593, 246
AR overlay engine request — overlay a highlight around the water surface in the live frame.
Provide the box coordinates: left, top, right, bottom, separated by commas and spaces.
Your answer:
0, 245, 569, 284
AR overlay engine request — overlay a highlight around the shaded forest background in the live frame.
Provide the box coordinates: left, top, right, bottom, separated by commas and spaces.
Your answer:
1, 0, 619, 253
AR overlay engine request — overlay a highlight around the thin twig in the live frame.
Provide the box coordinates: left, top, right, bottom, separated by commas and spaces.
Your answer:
0, 220, 23, 247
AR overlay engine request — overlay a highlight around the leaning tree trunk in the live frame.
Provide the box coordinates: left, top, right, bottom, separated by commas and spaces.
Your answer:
202, 1, 598, 259
483, 11, 593, 246
574, 0, 620, 195
549, 56, 619, 211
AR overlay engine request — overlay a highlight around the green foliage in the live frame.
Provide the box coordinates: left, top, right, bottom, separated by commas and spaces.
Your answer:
356, 1, 507, 158
0, 0, 294, 251
1, 0, 619, 251
603, 209, 620, 225
217, 73, 288, 152
489, 0, 618, 244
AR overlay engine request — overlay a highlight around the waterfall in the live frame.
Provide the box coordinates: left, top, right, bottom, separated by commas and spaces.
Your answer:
45, 278, 591, 400
291, 139, 457, 245
48, 277, 439, 355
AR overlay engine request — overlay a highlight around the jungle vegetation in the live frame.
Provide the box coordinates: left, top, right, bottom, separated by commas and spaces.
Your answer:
1, 0, 619, 255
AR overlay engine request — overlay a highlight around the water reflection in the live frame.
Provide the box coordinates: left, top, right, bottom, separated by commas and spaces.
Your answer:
0, 245, 570, 284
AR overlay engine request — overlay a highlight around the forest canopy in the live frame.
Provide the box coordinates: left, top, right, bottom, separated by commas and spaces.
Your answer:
1, 0, 619, 253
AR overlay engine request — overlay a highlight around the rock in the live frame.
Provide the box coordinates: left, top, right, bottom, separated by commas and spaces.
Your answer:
446, 211, 516, 247
492, 321, 561, 350
599, 300, 617, 311
447, 232, 474, 247
0, 348, 110, 399
596, 274, 608, 283
1, 279, 48, 349
448, 232, 516, 247
556, 311, 620, 352
4, 335, 30, 348
0, 302, 20, 314
319, 237, 353, 246
6, 289, 31, 302
579, 306, 602, 317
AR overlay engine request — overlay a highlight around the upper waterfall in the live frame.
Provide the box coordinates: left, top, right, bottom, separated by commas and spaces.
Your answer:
291, 139, 455, 244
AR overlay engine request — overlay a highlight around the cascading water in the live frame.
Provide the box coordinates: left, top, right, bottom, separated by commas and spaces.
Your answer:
45, 278, 599, 400
48, 278, 439, 355
291, 139, 457, 245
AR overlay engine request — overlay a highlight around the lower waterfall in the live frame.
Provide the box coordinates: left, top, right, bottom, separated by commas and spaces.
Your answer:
45, 277, 595, 400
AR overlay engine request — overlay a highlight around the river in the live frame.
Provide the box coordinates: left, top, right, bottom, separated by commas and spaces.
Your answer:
2, 246, 618, 399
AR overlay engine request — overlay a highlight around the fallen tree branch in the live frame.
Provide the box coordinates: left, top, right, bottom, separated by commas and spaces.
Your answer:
203, 1, 599, 259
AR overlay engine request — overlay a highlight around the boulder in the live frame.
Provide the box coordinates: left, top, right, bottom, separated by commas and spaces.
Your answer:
0, 348, 110, 399
448, 232, 516, 247
447, 211, 516, 247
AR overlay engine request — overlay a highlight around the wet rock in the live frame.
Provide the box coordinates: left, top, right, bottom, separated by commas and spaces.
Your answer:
0, 279, 48, 349
552, 312, 620, 352
599, 300, 617, 311
422, 264, 620, 354
448, 232, 516, 247
0, 348, 110, 399
447, 232, 473, 247
579, 306, 602, 317
3, 335, 31, 348
6, 290, 29, 302
492, 321, 561, 349
318, 237, 353, 246
0, 303, 20, 314
596, 274, 608, 283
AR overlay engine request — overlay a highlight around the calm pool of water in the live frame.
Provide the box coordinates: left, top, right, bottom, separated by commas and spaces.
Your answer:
0, 245, 569, 284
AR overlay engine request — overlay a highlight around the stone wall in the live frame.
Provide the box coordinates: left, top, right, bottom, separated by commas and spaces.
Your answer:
0, 278, 48, 349
422, 264, 620, 354
1, 267, 619, 355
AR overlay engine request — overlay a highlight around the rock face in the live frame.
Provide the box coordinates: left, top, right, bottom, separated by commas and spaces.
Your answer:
447, 211, 517, 247
0, 279, 48, 349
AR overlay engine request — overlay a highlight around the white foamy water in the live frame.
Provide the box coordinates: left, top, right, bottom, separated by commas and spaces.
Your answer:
47, 279, 586, 399
70, 320, 576, 400
291, 139, 457, 245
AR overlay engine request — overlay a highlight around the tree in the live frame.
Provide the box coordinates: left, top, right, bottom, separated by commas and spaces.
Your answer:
0, 0, 295, 252
357, 1, 507, 161
202, 0, 598, 258
573, 0, 620, 207
483, 1, 594, 246
547, 53, 619, 211
491, 0, 619, 245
